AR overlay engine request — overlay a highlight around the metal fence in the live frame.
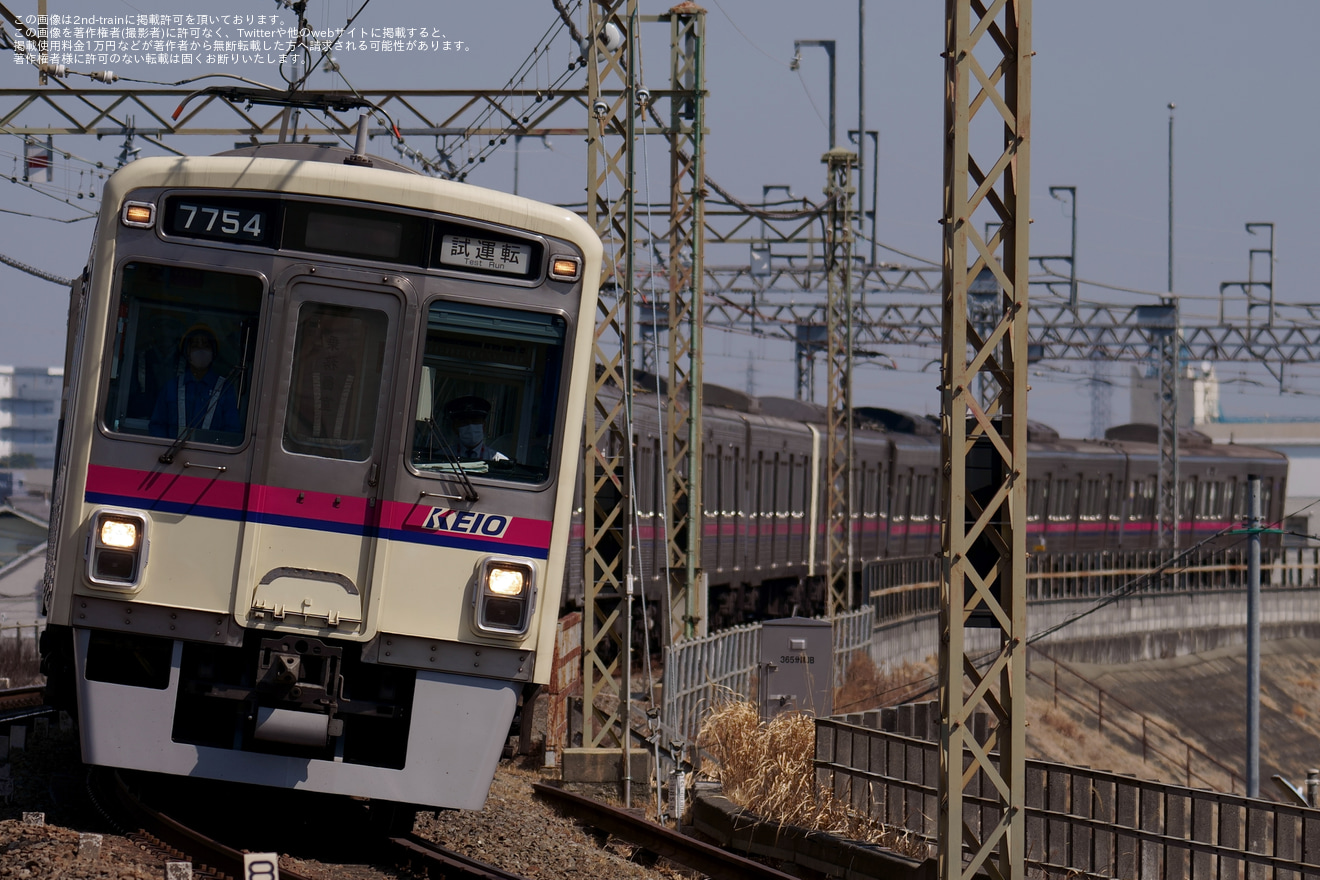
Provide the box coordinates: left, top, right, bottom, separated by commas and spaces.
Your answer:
661, 607, 873, 742
864, 547, 1320, 631
816, 717, 1320, 880
0, 623, 42, 651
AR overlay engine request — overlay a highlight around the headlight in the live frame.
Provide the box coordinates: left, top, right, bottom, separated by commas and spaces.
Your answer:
99, 518, 140, 549
487, 566, 526, 597
473, 557, 536, 635
87, 509, 149, 589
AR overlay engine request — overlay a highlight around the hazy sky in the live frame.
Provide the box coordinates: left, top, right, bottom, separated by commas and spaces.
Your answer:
2, 0, 1318, 440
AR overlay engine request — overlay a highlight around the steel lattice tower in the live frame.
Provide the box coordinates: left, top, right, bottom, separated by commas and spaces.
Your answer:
939, 3, 1030, 880
824, 148, 857, 617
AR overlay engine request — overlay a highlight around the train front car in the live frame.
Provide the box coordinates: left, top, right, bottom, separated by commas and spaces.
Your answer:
40, 147, 601, 812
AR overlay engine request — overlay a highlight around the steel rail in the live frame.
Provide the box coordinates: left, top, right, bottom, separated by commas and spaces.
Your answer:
90, 769, 317, 880
0, 684, 47, 722
532, 781, 799, 880
390, 833, 533, 880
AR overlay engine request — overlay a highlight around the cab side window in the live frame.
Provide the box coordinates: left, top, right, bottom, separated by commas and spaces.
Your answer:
103, 262, 262, 448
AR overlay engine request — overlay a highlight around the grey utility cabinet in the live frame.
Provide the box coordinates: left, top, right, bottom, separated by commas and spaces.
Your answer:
759, 617, 833, 721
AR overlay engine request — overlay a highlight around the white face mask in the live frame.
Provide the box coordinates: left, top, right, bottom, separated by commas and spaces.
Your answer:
457, 423, 484, 449
189, 348, 213, 370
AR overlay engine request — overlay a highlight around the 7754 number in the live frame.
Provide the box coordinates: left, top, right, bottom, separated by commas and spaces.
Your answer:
177, 203, 263, 238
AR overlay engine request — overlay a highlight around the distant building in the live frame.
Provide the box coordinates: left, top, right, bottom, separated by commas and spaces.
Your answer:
0, 504, 47, 627
1129, 360, 1220, 427
0, 366, 62, 469
0, 468, 52, 521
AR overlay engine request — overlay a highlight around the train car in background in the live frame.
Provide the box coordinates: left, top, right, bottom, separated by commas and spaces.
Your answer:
564, 384, 1288, 632
40, 137, 601, 822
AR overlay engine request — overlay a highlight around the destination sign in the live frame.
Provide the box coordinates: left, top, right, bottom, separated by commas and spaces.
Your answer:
438, 233, 532, 276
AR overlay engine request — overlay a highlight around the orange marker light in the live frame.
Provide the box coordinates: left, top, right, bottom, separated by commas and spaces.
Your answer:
550, 257, 579, 279
122, 203, 154, 227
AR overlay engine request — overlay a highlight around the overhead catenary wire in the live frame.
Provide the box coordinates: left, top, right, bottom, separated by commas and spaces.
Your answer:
0, 251, 73, 286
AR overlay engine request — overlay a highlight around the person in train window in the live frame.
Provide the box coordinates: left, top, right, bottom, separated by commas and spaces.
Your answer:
444, 395, 509, 462
148, 323, 240, 439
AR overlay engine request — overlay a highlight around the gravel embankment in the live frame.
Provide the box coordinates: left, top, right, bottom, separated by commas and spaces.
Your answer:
0, 728, 690, 880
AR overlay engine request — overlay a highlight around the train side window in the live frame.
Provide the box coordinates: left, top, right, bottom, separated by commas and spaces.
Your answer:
1025, 479, 1041, 523
732, 447, 742, 518
1181, 479, 1197, 520
786, 453, 796, 519
893, 473, 908, 523
912, 474, 928, 522
876, 464, 887, 519
1049, 479, 1074, 522
410, 301, 567, 483
103, 261, 263, 447
711, 450, 722, 518
755, 451, 765, 518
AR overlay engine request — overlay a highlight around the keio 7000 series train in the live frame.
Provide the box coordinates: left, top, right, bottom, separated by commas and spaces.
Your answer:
39, 139, 601, 820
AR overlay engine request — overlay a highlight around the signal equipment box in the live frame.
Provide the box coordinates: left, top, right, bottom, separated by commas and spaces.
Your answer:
759, 617, 833, 721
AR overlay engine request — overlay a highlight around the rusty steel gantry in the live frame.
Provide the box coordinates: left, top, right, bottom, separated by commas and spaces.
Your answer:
940, 3, 1030, 880
823, 148, 857, 618
581, 0, 637, 763
580, 0, 706, 765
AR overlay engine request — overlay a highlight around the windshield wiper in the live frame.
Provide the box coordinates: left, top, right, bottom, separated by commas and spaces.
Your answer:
159, 365, 242, 465
419, 418, 479, 501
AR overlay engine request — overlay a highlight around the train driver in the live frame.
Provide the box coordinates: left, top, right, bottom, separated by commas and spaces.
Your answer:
443, 395, 509, 462
149, 323, 241, 439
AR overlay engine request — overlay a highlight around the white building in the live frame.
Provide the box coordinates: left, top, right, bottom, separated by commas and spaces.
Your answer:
1129, 360, 1221, 427
0, 366, 62, 469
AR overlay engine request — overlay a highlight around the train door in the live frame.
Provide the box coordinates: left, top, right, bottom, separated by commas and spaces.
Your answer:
240, 274, 404, 636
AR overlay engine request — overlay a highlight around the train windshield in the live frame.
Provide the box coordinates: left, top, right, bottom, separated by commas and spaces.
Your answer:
412, 301, 567, 484
102, 261, 262, 447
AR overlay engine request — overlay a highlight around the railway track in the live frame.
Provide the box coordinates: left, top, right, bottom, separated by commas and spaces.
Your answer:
390, 833, 536, 880
533, 782, 798, 880
86, 768, 320, 880
86, 769, 544, 880
0, 683, 48, 722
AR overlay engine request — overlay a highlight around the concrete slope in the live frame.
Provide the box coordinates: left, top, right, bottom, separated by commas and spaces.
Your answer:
1043, 637, 1320, 792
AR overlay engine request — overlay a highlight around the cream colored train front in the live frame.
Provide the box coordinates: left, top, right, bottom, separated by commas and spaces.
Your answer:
40, 144, 600, 815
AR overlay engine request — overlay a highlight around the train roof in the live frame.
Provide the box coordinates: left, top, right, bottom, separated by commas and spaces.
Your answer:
608, 379, 1287, 464
215, 143, 420, 174
1104, 423, 1213, 446
99, 154, 601, 259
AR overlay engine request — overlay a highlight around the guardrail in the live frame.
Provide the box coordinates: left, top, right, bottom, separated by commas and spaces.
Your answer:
0, 623, 42, 650
1028, 645, 1244, 795
815, 717, 1320, 880
661, 607, 873, 742
865, 547, 1320, 631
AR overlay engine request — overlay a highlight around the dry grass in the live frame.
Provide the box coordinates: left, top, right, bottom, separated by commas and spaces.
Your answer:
696, 697, 929, 860
834, 654, 936, 714
1039, 706, 1079, 739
